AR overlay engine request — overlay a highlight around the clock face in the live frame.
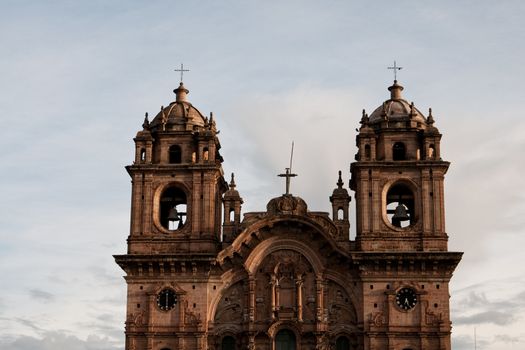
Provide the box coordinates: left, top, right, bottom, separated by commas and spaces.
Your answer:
157, 289, 177, 311
395, 287, 417, 311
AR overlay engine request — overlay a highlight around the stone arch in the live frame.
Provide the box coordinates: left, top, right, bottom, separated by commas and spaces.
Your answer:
267, 320, 302, 339
152, 181, 191, 234
244, 237, 324, 275
219, 216, 345, 266
209, 326, 243, 350
381, 177, 420, 231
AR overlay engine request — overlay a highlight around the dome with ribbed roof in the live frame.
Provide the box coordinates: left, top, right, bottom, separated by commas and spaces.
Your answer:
149, 82, 208, 131
368, 81, 427, 125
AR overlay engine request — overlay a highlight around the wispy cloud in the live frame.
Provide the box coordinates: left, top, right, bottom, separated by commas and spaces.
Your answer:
28, 289, 55, 303
0, 331, 123, 350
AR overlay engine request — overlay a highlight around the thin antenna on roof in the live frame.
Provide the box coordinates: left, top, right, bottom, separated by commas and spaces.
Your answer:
289, 141, 295, 172
474, 327, 477, 350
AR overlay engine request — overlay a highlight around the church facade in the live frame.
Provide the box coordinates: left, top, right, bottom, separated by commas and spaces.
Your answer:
114, 78, 462, 350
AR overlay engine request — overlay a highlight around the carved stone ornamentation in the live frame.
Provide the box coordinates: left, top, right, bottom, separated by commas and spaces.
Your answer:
115, 79, 461, 350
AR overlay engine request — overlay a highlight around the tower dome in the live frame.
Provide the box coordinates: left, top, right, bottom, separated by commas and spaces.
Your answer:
368, 80, 427, 126
149, 82, 209, 132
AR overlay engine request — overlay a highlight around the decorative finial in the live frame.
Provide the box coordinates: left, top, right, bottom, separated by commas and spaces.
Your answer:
387, 60, 403, 81
160, 105, 167, 131
174, 63, 190, 83
337, 170, 344, 189
229, 173, 236, 188
209, 112, 214, 129
427, 108, 435, 125
360, 109, 369, 125
142, 112, 150, 130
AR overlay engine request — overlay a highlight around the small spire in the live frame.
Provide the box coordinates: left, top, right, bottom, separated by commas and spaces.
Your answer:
427, 108, 435, 125
337, 170, 344, 189
388, 80, 404, 100
229, 173, 236, 189
209, 112, 214, 129
142, 112, 150, 130
410, 102, 416, 117
360, 109, 369, 125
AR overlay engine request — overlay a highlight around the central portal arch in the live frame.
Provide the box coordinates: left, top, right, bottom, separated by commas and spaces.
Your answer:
275, 329, 296, 350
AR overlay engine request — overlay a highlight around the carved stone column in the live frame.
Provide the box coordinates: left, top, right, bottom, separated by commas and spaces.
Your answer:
249, 274, 256, 322
296, 273, 303, 322
315, 274, 323, 323
275, 278, 281, 313
270, 274, 277, 320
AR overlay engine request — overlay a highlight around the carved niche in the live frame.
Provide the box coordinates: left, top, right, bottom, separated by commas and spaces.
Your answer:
255, 249, 316, 323
326, 281, 357, 326
214, 281, 246, 325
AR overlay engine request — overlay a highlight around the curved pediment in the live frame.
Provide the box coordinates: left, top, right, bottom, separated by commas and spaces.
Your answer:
217, 214, 348, 271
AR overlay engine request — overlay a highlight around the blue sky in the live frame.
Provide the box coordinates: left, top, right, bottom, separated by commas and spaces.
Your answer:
1, 1, 524, 349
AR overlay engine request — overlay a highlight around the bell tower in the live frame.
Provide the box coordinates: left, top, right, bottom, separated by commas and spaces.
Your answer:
350, 80, 462, 350
115, 80, 228, 350
350, 80, 448, 252
127, 82, 227, 254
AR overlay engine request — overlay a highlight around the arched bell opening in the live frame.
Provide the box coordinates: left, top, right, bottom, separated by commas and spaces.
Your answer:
428, 144, 436, 159
392, 142, 406, 161
160, 186, 188, 230
337, 208, 344, 221
169, 145, 182, 164
386, 183, 415, 228
364, 144, 371, 160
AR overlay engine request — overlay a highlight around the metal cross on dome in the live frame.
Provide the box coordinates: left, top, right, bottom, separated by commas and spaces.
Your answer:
174, 63, 190, 83
278, 141, 297, 195
388, 60, 403, 81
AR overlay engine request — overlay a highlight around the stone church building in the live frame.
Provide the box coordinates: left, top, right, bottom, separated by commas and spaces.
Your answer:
114, 78, 462, 350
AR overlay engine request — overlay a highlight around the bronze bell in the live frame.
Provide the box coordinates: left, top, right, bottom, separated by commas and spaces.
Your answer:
392, 204, 409, 221
167, 207, 180, 222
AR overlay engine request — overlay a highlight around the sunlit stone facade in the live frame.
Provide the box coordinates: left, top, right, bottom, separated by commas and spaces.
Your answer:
115, 79, 462, 350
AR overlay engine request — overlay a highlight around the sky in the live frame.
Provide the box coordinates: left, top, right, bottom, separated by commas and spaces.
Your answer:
0, 1, 524, 349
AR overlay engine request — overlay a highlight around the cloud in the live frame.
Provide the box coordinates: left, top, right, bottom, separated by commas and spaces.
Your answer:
455, 310, 515, 326
0, 331, 122, 350
13, 318, 43, 332
494, 334, 523, 344
452, 279, 525, 327
28, 289, 55, 303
